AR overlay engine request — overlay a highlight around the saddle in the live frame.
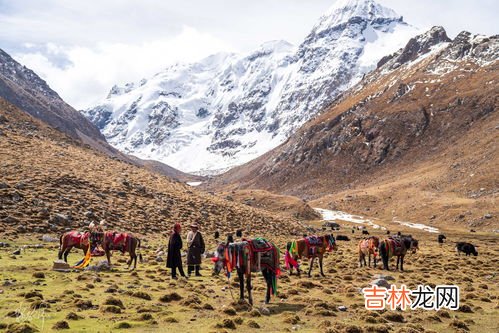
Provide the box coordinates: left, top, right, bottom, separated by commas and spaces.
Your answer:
247, 238, 273, 252
388, 237, 404, 255
68, 231, 88, 245
305, 236, 323, 247
107, 232, 128, 252
304, 235, 324, 256
226, 239, 280, 276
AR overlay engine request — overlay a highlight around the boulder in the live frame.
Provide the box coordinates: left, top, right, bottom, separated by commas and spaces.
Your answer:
42, 235, 59, 243
370, 279, 391, 289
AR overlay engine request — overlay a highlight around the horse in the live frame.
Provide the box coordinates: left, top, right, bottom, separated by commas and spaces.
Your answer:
285, 234, 337, 277
379, 235, 419, 271
101, 231, 143, 270
212, 237, 280, 305
358, 236, 380, 267
58, 231, 103, 262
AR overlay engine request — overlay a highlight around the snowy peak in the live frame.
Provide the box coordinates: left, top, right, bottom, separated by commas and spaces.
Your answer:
314, 0, 401, 33
83, 0, 420, 175
377, 26, 451, 69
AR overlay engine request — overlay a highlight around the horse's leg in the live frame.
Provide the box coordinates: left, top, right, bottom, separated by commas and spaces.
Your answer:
359, 252, 363, 267
368, 252, 371, 267
308, 257, 315, 277
296, 256, 301, 276
396, 256, 399, 270
247, 274, 253, 306
64, 246, 73, 263
264, 270, 271, 304
238, 269, 244, 301
374, 255, 377, 268
319, 255, 325, 277
400, 255, 404, 271
106, 248, 112, 266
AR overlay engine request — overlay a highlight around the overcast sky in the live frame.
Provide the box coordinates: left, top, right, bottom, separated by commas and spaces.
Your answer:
0, 0, 497, 109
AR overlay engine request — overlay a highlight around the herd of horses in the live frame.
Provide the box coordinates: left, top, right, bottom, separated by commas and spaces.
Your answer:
57, 229, 420, 305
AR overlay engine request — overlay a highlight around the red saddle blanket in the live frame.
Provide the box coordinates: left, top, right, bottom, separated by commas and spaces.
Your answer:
106, 232, 129, 251
67, 231, 89, 245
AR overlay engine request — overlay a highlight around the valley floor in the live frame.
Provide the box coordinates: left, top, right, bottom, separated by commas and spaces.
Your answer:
1, 225, 498, 333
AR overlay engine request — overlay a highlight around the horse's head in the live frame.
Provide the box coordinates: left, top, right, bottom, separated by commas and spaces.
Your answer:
410, 239, 419, 253
90, 231, 104, 245
326, 234, 337, 251
212, 243, 226, 275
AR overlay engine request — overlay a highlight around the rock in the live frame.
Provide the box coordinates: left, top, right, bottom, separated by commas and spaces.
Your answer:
155, 256, 164, 262
3, 280, 15, 287
14, 182, 26, 190
51, 213, 71, 226
3, 216, 19, 224
372, 274, 395, 281
42, 234, 59, 242
371, 279, 391, 288
484, 214, 493, 219
85, 260, 111, 272
5, 322, 39, 333
0, 182, 10, 189
52, 321, 70, 330
259, 306, 270, 316
0, 242, 11, 247
53, 260, 71, 272
11, 249, 21, 255
338, 305, 347, 311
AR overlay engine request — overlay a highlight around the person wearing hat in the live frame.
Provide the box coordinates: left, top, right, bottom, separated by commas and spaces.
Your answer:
167, 223, 187, 279
186, 223, 205, 277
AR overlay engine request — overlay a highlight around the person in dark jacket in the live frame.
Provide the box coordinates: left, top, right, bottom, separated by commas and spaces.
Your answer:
167, 223, 186, 279
186, 224, 205, 276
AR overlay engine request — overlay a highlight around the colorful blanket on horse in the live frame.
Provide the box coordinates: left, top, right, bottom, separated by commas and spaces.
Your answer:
105, 232, 130, 253
225, 238, 280, 276
67, 231, 89, 246
385, 237, 404, 257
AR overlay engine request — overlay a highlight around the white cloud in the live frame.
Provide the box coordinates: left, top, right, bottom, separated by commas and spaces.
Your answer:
2, 0, 497, 110
12, 26, 234, 109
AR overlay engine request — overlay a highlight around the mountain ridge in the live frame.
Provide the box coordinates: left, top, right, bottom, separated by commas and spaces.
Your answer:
207, 26, 498, 230
84, 0, 419, 175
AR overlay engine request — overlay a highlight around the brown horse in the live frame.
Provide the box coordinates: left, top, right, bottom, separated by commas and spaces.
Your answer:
58, 231, 104, 262
213, 237, 280, 305
101, 231, 142, 269
285, 234, 337, 277
379, 235, 419, 271
59, 231, 89, 262
358, 236, 380, 268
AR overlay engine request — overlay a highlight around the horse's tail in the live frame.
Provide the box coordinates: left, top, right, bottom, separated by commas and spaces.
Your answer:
58, 233, 64, 259
137, 237, 143, 262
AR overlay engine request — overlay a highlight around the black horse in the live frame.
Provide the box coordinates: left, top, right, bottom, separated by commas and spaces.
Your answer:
212, 238, 279, 305
379, 235, 419, 271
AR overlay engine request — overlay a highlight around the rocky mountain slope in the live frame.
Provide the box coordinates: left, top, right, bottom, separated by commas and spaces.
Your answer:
209, 27, 498, 230
84, 0, 418, 175
0, 48, 200, 182
0, 98, 303, 238
0, 48, 107, 148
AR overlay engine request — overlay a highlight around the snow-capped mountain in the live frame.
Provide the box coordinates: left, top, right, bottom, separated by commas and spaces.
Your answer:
84, 0, 419, 175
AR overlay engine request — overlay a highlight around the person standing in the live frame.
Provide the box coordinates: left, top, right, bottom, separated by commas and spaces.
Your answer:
186, 224, 205, 276
167, 223, 186, 279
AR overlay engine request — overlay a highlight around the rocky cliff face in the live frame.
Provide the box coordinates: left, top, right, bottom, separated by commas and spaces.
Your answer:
84, 0, 419, 175
210, 27, 498, 198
